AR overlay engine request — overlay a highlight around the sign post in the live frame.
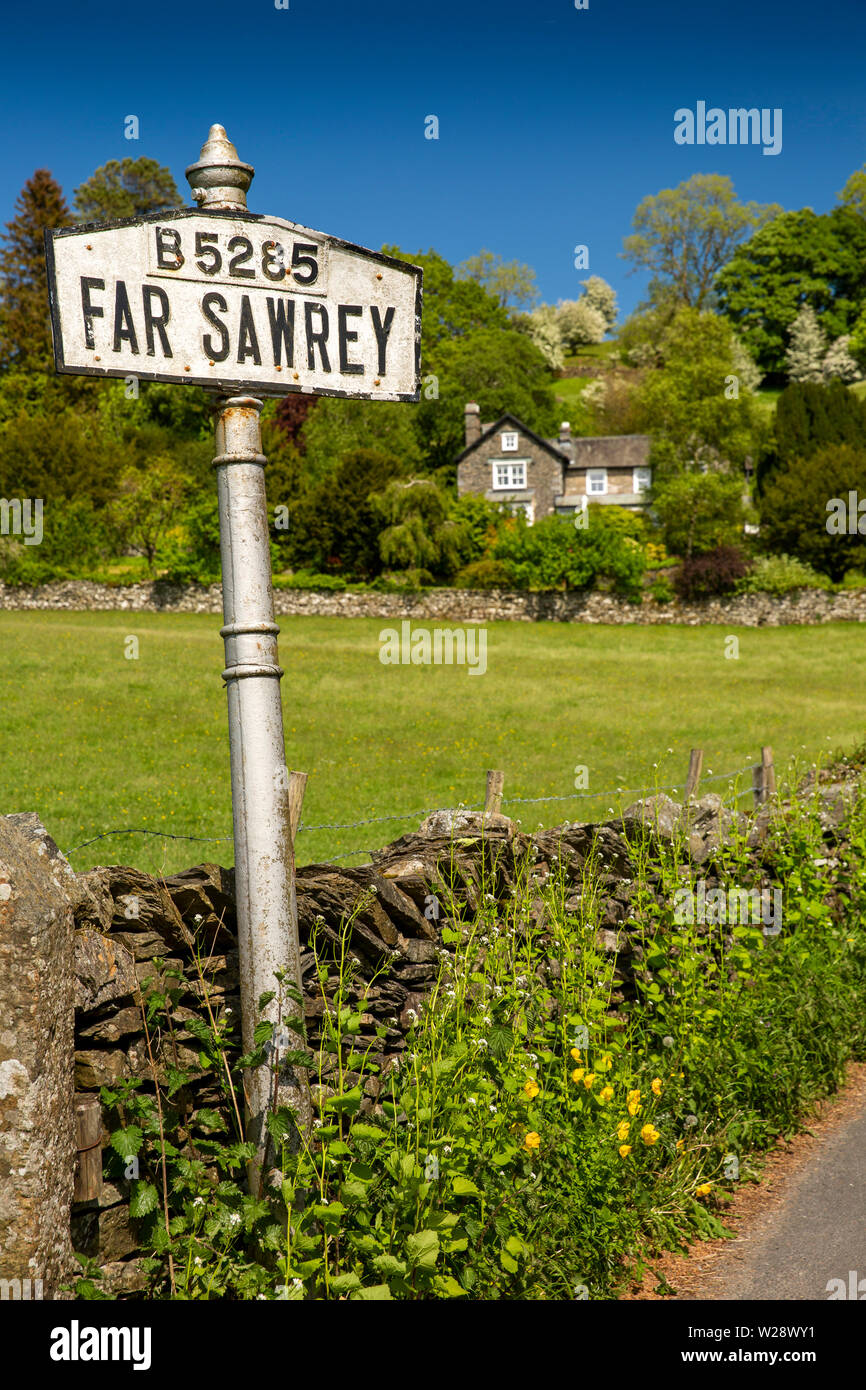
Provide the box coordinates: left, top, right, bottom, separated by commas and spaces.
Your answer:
46, 125, 422, 1190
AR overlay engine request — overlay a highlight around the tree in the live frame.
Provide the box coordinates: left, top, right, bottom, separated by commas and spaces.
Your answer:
557, 298, 607, 352
651, 472, 750, 559
74, 157, 183, 222
715, 207, 866, 376
621, 174, 778, 311
785, 305, 827, 383
822, 334, 862, 384
758, 379, 866, 491
759, 444, 866, 580
518, 304, 564, 370
838, 164, 866, 219
382, 247, 510, 349
108, 457, 188, 574
580, 276, 617, 332
289, 447, 409, 578
0, 169, 70, 371
635, 307, 759, 478
455, 249, 539, 312
370, 477, 464, 580
299, 397, 423, 488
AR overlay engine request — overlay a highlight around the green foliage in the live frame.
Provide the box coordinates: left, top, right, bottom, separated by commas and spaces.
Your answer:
0, 169, 71, 373
108, 457, 188, 575
0, 408, 123, 507
73, 157, 183, 222
491, 510, 646, 599
735, 553, 831, 596
758, 443, 866, 581
87, 772, 866, 1300
758, 380, 866, 490
716, 207, 866, 376
635, 308, 759, 478
455, 249, 540, 312
289, 446, 410, 579
0, 497, 111, 584
622, 173, 779, 311
651, 472, 751, 559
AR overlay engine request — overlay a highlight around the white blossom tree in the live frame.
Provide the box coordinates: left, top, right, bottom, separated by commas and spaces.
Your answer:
822, 333, 862, 383
580, 276, 618, 333
785, 305, 827, 383
557, 297, 607, 352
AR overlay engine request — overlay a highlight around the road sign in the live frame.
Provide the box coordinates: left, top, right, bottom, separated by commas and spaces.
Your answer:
46, 208, 422, 401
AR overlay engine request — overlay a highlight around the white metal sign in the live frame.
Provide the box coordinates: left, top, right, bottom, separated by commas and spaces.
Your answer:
46, 209, 422, 401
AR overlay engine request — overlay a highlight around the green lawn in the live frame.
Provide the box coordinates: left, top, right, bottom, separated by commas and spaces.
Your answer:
0, 611, 862, 875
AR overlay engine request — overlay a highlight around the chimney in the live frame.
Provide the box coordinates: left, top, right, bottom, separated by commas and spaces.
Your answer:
464, 401, 481, 449
559, 421, 571, 445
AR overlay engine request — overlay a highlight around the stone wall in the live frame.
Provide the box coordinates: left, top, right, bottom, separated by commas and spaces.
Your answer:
0, 771, 858, 1298
2, 580, 866, 626
0, 814, 76, 1298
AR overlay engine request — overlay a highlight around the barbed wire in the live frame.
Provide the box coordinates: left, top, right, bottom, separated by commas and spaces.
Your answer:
62, 762, 756, 859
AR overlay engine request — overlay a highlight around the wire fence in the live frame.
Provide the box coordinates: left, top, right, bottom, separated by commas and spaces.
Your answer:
62, 760, 758, 864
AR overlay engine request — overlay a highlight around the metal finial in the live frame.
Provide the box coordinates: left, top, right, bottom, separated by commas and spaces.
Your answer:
185, 124, 254, 211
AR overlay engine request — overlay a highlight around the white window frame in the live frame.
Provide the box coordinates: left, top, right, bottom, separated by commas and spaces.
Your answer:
501, 431, 519, 451
587, 468, 607, 496
491, 459, 527, 490
633, 466, 652, 493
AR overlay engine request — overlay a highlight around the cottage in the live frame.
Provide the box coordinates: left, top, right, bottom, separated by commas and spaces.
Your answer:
455, 402, 652, 523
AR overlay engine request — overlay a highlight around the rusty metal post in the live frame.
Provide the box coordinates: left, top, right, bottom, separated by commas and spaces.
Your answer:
189, 128, 310, 1189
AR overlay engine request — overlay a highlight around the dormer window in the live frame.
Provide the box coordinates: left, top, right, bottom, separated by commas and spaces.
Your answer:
501, 431, 518, 451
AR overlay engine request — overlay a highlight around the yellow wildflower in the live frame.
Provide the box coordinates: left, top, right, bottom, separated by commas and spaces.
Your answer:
572, 1068, 585, 1083
619, 1144, 632, 1158
627, 1088, 641, 1105
617, 1121, 630, 1141
599, 1054, 613, 1071
523, 1078, 539, 1101
524, 1131, 541, 1152
640, 1123, 660, 1146
583, 1072, 596, 1089
651, 1078, 662, 1097
696, 1182, 712, 1197
627, 1098, 642, 1117
676, 1138, 684, 1151
599, 1086, 614, 1103
570, 1047, 582, 1062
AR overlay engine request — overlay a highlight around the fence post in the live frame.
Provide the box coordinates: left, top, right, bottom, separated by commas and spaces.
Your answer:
485, 770, 505, 816
753, 746, 776, 808
73, 1094, 102, 1204
684, 748, 703, 802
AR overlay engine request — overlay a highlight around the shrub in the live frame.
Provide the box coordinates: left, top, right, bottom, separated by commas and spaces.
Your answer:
735, 554, 831, 596
276, 569, 347, 591
453, 558, 513, 589
493, 511, 646, 600
648, 574, 675, 603
674, 545, 751, 600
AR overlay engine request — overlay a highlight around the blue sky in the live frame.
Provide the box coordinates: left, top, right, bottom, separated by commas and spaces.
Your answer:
3, 0, 865, 321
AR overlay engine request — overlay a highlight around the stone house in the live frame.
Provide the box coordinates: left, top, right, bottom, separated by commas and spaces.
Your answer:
455, 402, 652, 523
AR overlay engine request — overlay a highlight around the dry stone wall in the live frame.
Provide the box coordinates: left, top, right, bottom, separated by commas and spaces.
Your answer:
1, 580, 865, 626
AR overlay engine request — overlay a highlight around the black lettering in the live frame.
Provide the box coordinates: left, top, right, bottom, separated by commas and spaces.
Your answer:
337, 304, 364, 375
142, 286, 172, 358
80, 277, 105, 349
155, 226, 184, 270
370, 305, 395, 375
305, 303, 331, 372
112, 280, 139, 354
201, 292, 230, 362
237, 295, 262, 365
267, 298, 295, 367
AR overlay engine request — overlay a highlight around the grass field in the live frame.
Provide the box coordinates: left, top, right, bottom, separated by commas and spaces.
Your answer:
1, 611, 862, 875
